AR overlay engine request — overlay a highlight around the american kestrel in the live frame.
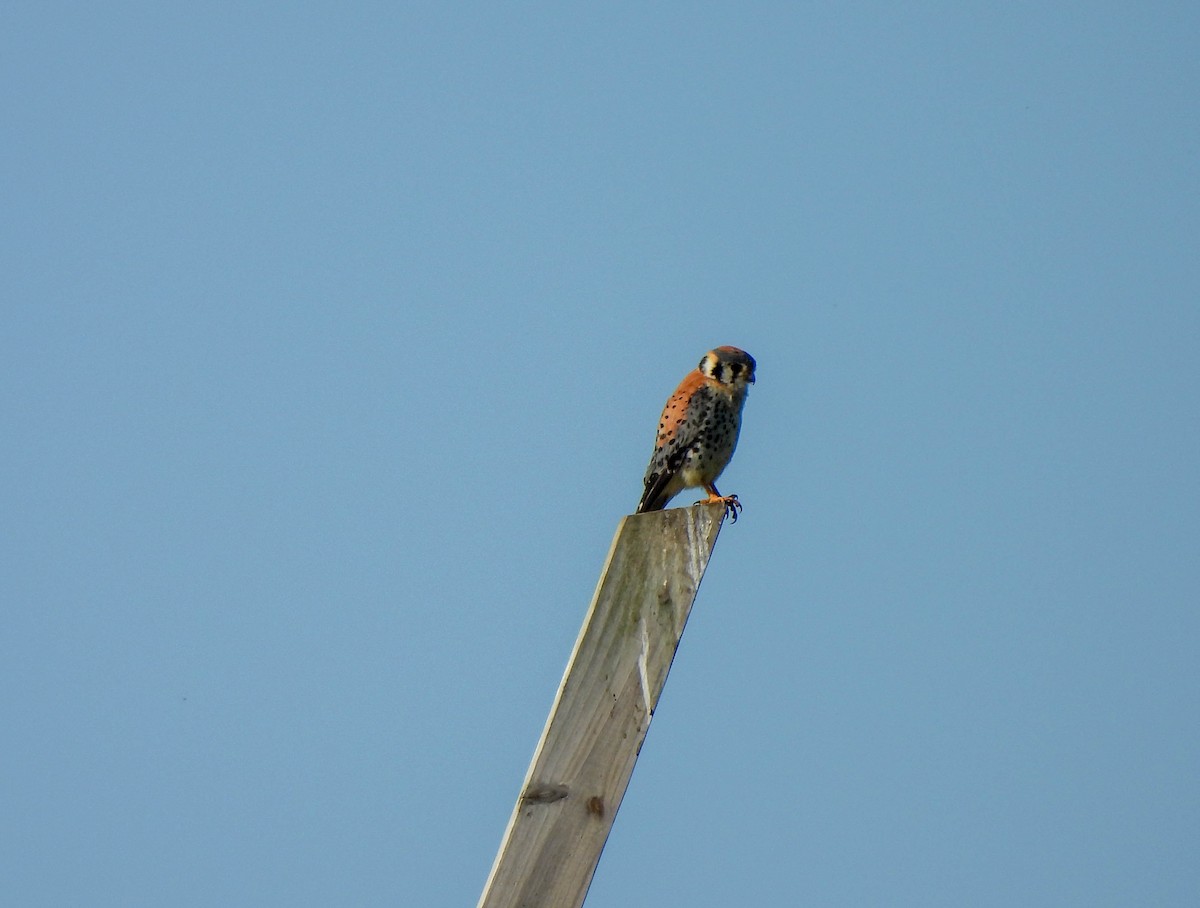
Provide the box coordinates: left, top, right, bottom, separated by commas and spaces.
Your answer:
636, 346, 756, 521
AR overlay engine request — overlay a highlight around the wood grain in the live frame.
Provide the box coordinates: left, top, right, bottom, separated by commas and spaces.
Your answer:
478, 503, 727, 908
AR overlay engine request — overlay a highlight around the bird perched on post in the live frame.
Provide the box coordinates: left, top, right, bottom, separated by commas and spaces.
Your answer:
636, 346, 756, 521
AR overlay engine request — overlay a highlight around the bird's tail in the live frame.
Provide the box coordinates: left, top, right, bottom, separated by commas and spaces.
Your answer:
636, 480, 670, 514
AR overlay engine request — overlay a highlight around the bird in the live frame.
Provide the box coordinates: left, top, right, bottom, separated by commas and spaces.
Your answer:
636, 346, 756, 521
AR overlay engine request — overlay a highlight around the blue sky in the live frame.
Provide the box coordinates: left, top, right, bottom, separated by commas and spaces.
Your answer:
3, 4, 1198, 906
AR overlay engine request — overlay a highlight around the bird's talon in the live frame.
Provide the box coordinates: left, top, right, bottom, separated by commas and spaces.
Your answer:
723, 494, 742, 523
699, 493, 742, 523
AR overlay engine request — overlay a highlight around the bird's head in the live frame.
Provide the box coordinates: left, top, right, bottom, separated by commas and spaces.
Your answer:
700, 346, 756, 388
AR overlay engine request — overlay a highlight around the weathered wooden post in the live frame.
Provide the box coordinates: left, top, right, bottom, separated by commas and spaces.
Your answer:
477, 502, 729, 908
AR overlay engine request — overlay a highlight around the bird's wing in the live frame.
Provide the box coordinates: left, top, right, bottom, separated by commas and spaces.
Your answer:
636, 373, 709, 512
637, 440, 696, 511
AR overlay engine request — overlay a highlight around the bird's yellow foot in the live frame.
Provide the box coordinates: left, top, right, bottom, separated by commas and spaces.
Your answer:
701, 493, 742, 523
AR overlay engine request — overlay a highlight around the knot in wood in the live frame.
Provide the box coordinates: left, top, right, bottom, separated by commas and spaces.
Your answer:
520, 782, 569, 804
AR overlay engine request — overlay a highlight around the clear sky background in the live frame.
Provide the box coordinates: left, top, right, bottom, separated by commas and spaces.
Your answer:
3, 4, 1197, 906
